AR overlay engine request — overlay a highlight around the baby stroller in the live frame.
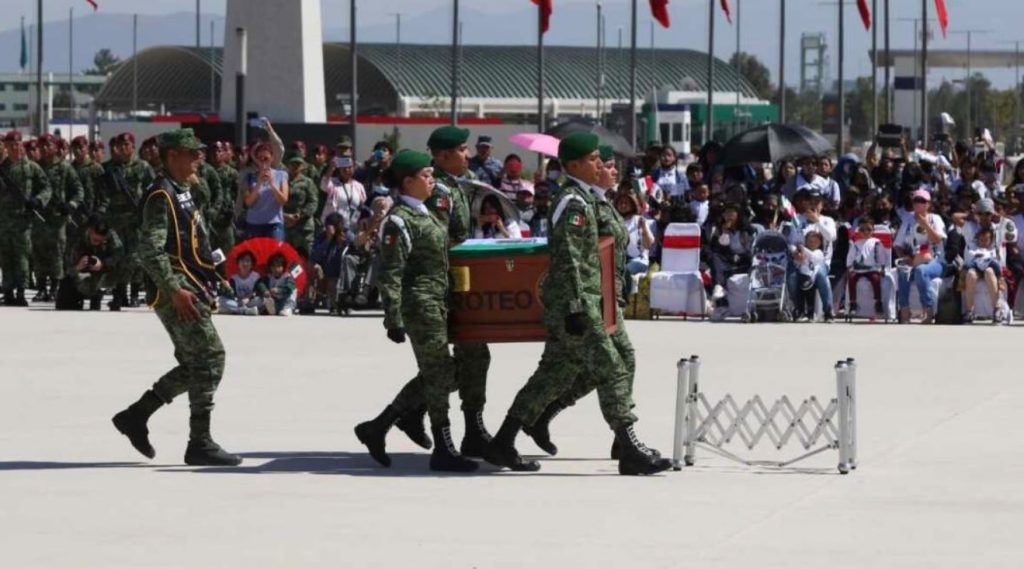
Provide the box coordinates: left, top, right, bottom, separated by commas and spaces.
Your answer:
742, 230, 792, 323
335, 245, 381, 315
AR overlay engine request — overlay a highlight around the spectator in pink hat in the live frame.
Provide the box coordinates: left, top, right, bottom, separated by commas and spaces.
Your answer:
894, 188, 947, 324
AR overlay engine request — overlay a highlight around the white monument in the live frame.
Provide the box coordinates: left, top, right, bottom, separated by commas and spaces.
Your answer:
220, 0, 326, 123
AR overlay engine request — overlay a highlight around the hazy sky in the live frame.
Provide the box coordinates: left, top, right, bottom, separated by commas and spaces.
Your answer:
3, 0, 1020, 88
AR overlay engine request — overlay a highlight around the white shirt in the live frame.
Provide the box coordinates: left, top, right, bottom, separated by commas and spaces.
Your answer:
846, 237, 884, 271
653, 166, 688, 198
962, 218, 1018, 263
688, 199, 709, 226
623, 215, 651, 260
895, 213, 947, 257
399, 194, 429, 215
795, 213, 837, 265
320, 176, 367, 225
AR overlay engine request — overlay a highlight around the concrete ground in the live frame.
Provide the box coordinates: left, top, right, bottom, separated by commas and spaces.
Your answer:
1, 304, 1022, 568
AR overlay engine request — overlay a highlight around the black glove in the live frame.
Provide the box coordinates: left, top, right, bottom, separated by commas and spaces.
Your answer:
57, 202, 71, 216
386, 327, 406, 344
24, 196, 41, 210
564, 313, 587, 336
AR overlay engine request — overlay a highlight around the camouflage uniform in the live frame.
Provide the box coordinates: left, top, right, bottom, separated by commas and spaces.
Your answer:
0, 156, 52, 295
507, 178, 637, 430
97, 156, 156, 297
34, 158, 84, 283
139, 175, 227, 441
74, 157, 106, 228
212, 162, 239, 252
379, 198, 454, 425
390, 167, 491, 414
283, 173, 318, 258
197, 160, 223, 227
65, 227, 126, 297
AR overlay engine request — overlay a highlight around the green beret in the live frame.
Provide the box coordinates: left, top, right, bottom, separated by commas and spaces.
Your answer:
336, 135, 353, 148
598, 144, 615, 162
391, 149, 432, 180
157, 128, 205, 151
283, 149, 306, 164
558, 132, 600, 162
427, 125, 470, 151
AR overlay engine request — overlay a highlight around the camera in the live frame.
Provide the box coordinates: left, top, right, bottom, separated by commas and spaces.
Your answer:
86, 256, 99, 269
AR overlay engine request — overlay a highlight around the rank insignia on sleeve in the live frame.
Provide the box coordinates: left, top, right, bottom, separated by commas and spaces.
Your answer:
568, 212, 586, 227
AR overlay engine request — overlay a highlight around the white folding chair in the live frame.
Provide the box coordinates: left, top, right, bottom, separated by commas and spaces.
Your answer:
651, 223, 707, 318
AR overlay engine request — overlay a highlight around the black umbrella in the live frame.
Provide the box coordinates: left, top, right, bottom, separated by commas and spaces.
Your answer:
544, 119, 633, 157
718, 124, 833, 166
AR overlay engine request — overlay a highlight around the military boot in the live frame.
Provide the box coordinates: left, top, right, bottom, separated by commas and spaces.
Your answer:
89, 294, 102, 311
395, 404, 432, 449
2, 289, 14, 306
12, 288, 28, 307
111, 390, 166, 459
354, 405, 401, 467
459, 409, 492, 458
128, 282, 141, 308
430, 421, 479, 473
183, 411, 242, 466
522, 400, 567, 456
32, 278, 46, 302
483, 416, 541, 472
108, 285, 126, 311
615, 424, 672, 476
611, 437, 663, 460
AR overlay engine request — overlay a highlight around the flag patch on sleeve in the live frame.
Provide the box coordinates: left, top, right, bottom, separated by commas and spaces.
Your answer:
384, 233, 396, 246
568, 212, 586, 227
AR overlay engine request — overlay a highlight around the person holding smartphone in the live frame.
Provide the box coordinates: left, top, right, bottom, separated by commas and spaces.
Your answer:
320, 154, 367, 228
242, 142, 289, 242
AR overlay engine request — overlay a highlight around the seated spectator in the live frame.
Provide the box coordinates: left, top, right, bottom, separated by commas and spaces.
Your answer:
219, 251, 261, 315
818, 155, 842, 211
320, 155, 367, 228
615, 191, 654, 296
497, 154, 535, 199
962, 226, 1002, 323
688, 181, 710, 226
258, 253, 298, 316
513, 184, 538, 232
846, 216, 886, 317
793, 188, 838, 269
782, 156, 824, 199
469, 135, 502, 186
55, 217, 125, 311
751, 192, 790, 232
792, 229, 834, 322
529, 182, 552, 238
894, 188, 947, 324
707, 205, 753, 306
473, 194, 522, 239
652, 145, 688, 200
242, 142, 290, 241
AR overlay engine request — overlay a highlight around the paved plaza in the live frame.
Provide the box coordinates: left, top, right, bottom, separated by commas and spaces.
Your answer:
2, 306, 1022, 568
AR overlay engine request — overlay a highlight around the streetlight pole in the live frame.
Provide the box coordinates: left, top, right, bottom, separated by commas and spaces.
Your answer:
838, 0, 845, 154
450, 0, 460, 125
706, 0, 715, 144
921, 0, 928, 146
779, 0, 786, 123
69, 7, 75, 122
350, 1, 358, 152
871, 0, 878, 136
35, 0, 43, 135
629, 0, 637, 151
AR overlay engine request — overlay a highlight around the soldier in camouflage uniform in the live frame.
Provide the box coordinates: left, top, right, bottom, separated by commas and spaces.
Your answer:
209, 142, 239, 253
354, 150, 477, 472
33, 134, 85, 301
521, 145, 639, 460
71, 136, 105, 226
485, 133, 671, 475
96, 132, 156, 309
111, 129, 242, 467
57, 216, 126, 311
355, 126, 494, 463
195, 148, 223, 226
282, 150, 319, 259
0, 131, 52, 306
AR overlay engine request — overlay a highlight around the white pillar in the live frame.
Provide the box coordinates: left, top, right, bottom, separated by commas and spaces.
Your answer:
893, 55, 920, 138
220, 0, 326, 122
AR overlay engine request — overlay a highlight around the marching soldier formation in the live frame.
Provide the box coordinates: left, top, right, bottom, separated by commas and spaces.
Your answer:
2, 125, 669, 476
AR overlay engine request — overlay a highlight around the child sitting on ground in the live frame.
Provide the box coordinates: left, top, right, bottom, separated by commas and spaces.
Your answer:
846, 216, 886, 317
258, 253, 298, 316
218, 251, 261, 315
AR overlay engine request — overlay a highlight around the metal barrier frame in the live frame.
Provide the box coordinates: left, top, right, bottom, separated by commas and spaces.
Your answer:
673, 356, 858, 474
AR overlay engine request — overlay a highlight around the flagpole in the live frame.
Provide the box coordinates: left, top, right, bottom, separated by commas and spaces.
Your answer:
450, 0, 459, 125
921, 0, 928, 145
706, 0, 715, 144
132, 14, 138, 119
628, 0, 637, 152
537, 1, 545, 137
871, 0, 878, 137
596, 2, 602, 121
350, 0, 358, 154
884, 0, 891, 122
36, 0, 44, 135
779, 0, 786, 123
69, 7, 75, 122
838, 0, 845, 154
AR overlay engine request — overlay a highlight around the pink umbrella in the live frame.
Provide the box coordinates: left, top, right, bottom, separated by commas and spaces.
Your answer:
509, 132, 561, 158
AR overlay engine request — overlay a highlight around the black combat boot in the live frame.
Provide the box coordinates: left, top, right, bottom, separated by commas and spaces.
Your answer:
615, 424, 672, 476
89, 294, 102, 311
183, 411, 243, 466
12, 288, 28, 307
430, 421, 479, 473
49, 279, 59, 302
2, 289, 14, 306
483, 416, 541, 472
459, 409, 492, 458
395, 404, 432, 449
108, 285, 126, 311
354, 405, 401, 467
32, 277, 46, 302
610, 437, 661, 460
111, 390, 166, 459
522, 400, 567, 456
128, 282, 141, 308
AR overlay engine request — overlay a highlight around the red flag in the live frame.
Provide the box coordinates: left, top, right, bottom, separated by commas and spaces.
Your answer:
935, 0, 949, 37
720, 0, 732, 24
856, 0, 871, 30
86, 0, 98, 10
650, 0, 670, 28
531, 0, 552, 34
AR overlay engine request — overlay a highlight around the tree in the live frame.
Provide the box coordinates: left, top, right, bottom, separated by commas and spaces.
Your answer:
728, 52, 775, 101
85, 48, 122, 76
